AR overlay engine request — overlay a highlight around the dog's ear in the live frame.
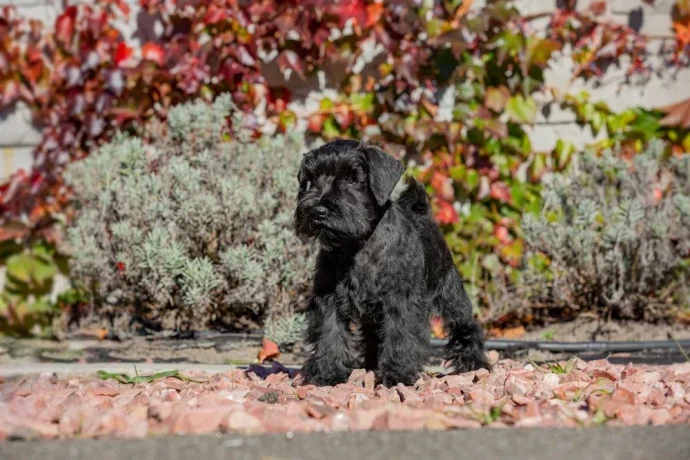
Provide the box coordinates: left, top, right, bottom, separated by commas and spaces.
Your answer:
297, 152, 311, 185
362, 145, 404, 206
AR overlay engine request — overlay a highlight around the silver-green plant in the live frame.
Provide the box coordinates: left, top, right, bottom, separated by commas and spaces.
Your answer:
65, 95, 314, 330
264, 313, 307, 348
504, 140, 690, 321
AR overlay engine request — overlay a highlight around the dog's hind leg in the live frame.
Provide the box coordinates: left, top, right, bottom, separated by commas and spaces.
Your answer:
434, 268, 491, 373
377, 293, 429, 386
303, 295, 358, 386
360, 317, 380, 371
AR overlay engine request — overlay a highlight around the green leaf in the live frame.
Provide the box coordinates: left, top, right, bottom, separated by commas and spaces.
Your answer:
97, 369, 201, 385
529, 152, 547, 182
319, 98, 335, 110
465, 169, 480, 191
32, 258, 57, 284
6, 253, 34, 284
683, 133, 690, 152
506, 95, 537, 124
322, 116, 340, 138
526, 37, 562, 69
349, 93, 375, 112
554, 140, 575, 170
591, 111, 605, 135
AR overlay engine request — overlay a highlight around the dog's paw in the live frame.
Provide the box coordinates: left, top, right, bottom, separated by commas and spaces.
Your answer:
303, 362, 352, 387
449, 354, 492, 374
376, 370, 418, 388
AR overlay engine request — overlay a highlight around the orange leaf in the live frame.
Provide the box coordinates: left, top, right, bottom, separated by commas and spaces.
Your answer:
673, 21, 690, 47
258, 338, 280, 363
142, 42, 164, 66
588, 0, 607, 16
454, 0, 473, 21
365, 3, 384, 27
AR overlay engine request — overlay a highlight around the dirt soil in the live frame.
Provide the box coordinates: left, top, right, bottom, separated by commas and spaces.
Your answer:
518, 318, 690, 342
1, 359, 689, 441
0, 320, 687, 368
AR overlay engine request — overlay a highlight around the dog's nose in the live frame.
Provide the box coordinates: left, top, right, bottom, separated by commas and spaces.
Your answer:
313, 206, 328, 220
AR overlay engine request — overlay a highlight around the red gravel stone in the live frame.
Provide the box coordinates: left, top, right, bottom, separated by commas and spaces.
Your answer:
1, 359, 689, 440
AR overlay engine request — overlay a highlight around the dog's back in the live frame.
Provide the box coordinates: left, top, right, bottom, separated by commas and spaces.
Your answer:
395, 178, 490, 373
395, 179, 455, 290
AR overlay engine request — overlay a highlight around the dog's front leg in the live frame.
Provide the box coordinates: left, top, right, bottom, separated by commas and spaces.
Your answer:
377, 293, 429, 387
303, 295, 357, 386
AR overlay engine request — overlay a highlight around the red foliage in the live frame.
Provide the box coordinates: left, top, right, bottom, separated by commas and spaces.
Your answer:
0, 0, 688, 287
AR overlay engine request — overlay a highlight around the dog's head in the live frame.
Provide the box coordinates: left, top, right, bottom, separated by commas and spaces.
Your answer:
294, 139, 404, 249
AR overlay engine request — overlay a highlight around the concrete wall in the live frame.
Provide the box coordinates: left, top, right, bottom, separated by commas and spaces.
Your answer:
2, 0, 689, 181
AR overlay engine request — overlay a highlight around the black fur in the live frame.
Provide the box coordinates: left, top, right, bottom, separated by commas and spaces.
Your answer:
295, 139, 490, 387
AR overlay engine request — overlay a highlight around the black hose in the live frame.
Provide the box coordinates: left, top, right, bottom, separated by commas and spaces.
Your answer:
145, 330, 690, 354
430, 338, 690, 353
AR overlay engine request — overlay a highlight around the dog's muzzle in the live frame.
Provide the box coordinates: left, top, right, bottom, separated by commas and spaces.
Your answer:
311, 206, 328, 223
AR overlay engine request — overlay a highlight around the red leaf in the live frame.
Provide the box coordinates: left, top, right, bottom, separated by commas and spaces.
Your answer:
431, 316, 447, 339
430, 171, 447, 192
431, 172, 454, 201
277, 50, 304, 77
435, 200, 458, 225
588, 1, 607, 16
490, 181, 511, 203
55, 6, 77, 47
333, 105, 354, 129
142, 42, 164, 66
335, 0, 367, 28
307, 114, 324, 132
205, 5, 227, 24
494, 225, 512, 245
114, 0, 131, 17
117, 262, 125, 272
258, 339, 280, 363
114, 42, 134, 67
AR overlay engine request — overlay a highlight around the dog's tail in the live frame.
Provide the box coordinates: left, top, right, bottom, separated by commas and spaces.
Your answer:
396, 178, 431, 216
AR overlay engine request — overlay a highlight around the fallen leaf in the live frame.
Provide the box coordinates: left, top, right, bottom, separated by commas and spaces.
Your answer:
501, 326, 525, 339
258, 338, 280, 364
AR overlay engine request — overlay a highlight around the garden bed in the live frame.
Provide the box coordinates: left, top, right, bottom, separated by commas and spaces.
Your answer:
1, 358, 689, 441
1, 319, 689, 369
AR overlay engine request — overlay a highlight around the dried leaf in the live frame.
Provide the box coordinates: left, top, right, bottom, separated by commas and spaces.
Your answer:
658, 96, 690, 129
258, 338, 280, 364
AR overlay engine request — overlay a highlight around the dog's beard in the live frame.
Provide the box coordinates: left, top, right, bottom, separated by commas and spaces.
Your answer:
295, 204, 376, 251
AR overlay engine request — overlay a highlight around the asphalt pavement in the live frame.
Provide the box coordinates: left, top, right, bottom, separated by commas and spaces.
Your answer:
2, 425, 689, 460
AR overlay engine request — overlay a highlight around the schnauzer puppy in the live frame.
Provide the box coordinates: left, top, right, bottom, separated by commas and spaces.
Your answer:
295, 139, 489, 387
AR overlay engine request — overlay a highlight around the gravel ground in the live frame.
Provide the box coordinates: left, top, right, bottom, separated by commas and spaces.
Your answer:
1, 359, 689, 441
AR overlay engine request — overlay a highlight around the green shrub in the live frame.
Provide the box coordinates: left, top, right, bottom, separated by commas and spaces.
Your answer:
493, 140, 690, 323
64, 95, 314, 331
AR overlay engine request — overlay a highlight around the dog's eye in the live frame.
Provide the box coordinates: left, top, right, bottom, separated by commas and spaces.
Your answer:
345, 169, 363, 184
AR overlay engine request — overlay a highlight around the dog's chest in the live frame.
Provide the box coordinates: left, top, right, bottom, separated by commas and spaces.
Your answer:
332, 247, 393, 315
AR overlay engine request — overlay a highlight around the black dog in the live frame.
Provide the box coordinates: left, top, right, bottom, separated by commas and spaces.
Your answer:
295, 139, 489, 387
